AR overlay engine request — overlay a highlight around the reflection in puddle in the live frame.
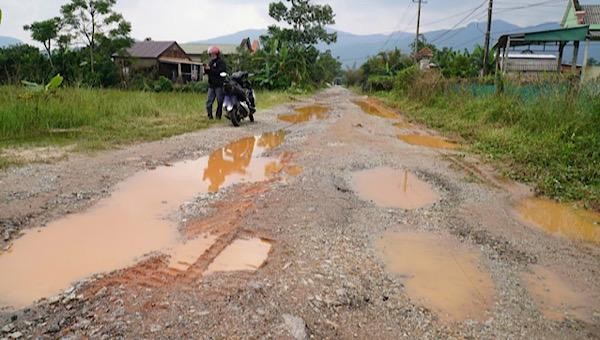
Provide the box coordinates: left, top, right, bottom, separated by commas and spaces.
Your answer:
351, 167, 439, 209
517, 198, 600, 244
522, 265, 595, 322
398, 135, 459, 150
376, 231, 495, 322
0, 132, 288, 308
204, 238, 271, 274
353, 99, 398, 119
278, 105, 330, 123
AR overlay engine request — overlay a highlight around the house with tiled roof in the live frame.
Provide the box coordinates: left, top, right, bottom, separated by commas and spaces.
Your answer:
113, 40, 203, 83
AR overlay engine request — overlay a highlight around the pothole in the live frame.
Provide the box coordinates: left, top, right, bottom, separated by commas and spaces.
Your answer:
351, 167, 439, 209
521, 265, 596, 322
353, 99, 399, 119
516, 198, 600, 244
204, 238, 272, 275
0, 131, 292, 308
376, 230, 495, 323
278, 105, 330, 123
398, 134, 459, 150
167, 234, 218, 271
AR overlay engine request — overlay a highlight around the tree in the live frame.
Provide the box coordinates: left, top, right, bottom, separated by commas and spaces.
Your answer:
60, 0, 131, 73
267, 0, 337, 47
24, 17, 61, 67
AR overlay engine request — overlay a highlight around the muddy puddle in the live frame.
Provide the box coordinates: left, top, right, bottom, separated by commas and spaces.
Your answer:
516, 198, 600, 244
376, 231, 495, 322
204, 238, 271, 274
351, 167, 439, 209
0, 131, 289, 308
392, 121, 410, 129
278, 104, 330, 123
398, 135, 459, 150
168, 234, 218, 271
522, 265, 596, 322
353, 99, 398, 119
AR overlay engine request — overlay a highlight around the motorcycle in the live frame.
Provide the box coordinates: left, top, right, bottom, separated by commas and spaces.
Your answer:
220, 71, 256, 127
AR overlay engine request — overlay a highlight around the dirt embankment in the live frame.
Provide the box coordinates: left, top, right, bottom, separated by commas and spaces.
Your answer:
1, 87, 599, 339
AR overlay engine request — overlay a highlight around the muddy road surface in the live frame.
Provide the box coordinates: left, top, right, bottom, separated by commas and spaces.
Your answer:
1, 87, 599, 339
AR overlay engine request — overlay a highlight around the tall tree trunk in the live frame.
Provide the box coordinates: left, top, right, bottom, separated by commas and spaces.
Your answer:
46, 40, 54, 68
90, 11, 95, 73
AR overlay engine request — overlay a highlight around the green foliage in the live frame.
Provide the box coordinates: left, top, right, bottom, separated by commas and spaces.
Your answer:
152, 76, 173, 93
23, 17, 61, 63
20, 74, 64, 93
365, 75, 394, 92
0, 45, 52, 85
359, 49, 413, 90
267, 0, 337, 46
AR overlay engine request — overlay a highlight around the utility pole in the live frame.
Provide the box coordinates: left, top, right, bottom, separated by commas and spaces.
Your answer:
414, 0, 423, 62
482, 0, 494, 75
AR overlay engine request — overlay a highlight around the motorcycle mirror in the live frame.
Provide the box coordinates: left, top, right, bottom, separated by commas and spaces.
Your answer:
220, 72, 227, 77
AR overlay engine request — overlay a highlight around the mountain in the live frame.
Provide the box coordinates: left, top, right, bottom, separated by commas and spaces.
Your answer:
0, 36, 22, 48
193, 20, 599, 67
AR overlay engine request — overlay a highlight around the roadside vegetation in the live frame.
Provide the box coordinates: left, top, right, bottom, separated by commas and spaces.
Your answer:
350, 43, 600, 209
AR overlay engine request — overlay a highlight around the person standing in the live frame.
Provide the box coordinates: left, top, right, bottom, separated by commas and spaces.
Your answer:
204, 46, 227, 120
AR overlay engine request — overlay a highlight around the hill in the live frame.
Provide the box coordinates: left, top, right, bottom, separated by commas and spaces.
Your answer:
0, 36, 22, 48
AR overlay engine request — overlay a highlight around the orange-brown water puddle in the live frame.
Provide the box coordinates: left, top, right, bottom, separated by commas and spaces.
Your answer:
351, 167, 439, 209
376, 231, 495, 322
167, 234, 218, 271
398, 135, 459, 150
521, 265, 596, 322
0, 131, 289, 308
516, 198, 600, 244
392, 121, 410, 129
204, 238, 271, 274
353, 99, 399, 119
278, 105, 330, 123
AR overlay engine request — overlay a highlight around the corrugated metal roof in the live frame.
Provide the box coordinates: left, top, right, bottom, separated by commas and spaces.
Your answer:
505, 53, 557, 59
180, 43, 239, 55
125, 41, 176, 58
582, 5, 600, 24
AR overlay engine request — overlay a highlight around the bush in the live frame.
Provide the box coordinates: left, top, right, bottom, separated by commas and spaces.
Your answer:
394, 65, 420, 93
153, 76, 173, 93
365, 75, 395, 92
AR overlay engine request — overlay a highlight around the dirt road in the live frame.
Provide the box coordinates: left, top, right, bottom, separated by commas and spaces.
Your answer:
1, 87, 599, 339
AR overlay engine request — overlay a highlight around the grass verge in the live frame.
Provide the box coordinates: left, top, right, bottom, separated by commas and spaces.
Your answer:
373, 85, 600, 210
0, 86, 300, 168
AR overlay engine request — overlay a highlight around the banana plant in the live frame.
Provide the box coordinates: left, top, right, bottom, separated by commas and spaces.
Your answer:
21, 74, 64, 93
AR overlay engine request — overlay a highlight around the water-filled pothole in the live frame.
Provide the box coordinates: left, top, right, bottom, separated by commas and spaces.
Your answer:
521, 265, 596, 322
353, 99, 398, 119
376, 230, 495, 322
278, 105, 330, 123
0, 131, 290, 308
398, 135, 459, 150
516, 198, 600, 244
351, 167, 439, 209
204, 238, 271, 274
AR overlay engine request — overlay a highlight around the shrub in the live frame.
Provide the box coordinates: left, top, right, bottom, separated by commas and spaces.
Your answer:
153, 76, 173, 93
365, 75, 395, 92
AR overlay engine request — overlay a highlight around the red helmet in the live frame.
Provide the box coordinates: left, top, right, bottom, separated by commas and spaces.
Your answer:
207, 46, 221, 56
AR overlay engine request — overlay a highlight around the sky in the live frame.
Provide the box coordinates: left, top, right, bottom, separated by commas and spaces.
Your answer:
0, 0, 573, 46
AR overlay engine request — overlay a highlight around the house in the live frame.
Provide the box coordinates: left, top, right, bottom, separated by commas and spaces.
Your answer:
180, 43, 239, 63
494, 0, 599, 79
113, 40, 203, 83
415, 48, 434, 70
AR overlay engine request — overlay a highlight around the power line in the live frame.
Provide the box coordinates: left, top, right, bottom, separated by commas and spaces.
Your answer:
429, 0, 488, 44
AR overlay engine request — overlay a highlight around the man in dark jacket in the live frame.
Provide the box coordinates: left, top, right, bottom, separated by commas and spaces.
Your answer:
204, 46, 227, 120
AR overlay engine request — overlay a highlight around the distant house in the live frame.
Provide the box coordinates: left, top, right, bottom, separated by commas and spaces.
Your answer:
113, 40, 203, 83
415, 48, 434, 70
180, 43, 239, 63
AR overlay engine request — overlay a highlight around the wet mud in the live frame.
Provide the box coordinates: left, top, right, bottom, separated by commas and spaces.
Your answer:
398, 135, 459, 150
278, 105, 330, 123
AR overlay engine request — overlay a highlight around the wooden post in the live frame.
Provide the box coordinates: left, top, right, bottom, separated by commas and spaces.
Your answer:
581, 39, 590, 82
571, 41, 580, 72
177, 63, 182, 83
503, 37, 511, 74
557, 42, 565, 72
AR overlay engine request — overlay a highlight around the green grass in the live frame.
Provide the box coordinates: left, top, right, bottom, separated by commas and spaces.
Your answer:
0, 86, 299, 167
374, 84, 600, 210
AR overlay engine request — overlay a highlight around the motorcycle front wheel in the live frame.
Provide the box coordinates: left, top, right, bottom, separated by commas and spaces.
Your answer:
229, 107, 240, 127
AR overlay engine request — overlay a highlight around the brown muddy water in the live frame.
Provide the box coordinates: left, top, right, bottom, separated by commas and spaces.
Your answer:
521, 265, 596, 322
398, 135, 459, 150
376, 231, 495, 322
516, 198, 600, 244
353, 99, 398, 119
204, 238, 272, 275
278, 105, 330, 123
0, 131, 288, 308
351, 167, 439, 209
